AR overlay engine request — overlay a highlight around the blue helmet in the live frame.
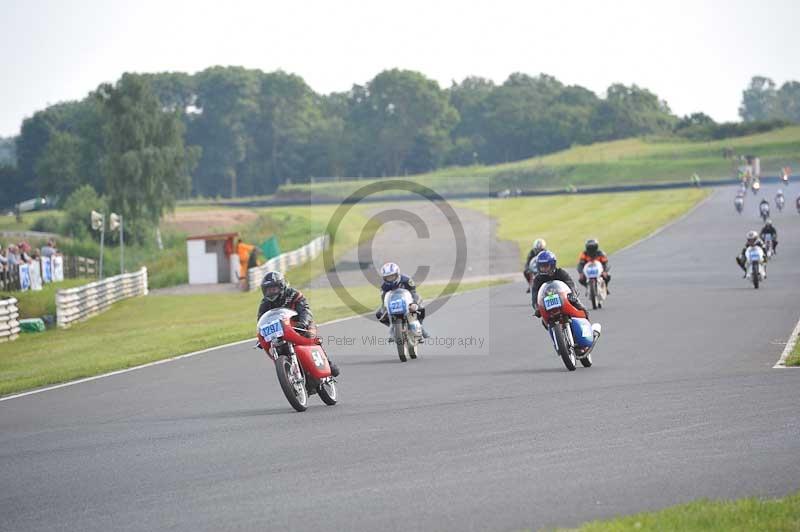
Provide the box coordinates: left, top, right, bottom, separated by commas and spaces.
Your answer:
536, 250, 557, 275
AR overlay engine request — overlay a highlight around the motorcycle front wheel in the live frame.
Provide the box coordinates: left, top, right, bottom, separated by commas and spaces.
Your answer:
407, 334, 418, 359
275, 355, 308, 412
589, 279, 598, 309
318, 379, 338, 406
752, 263, 759, 289
393, 321, 407, 362
552, 324, 576, 371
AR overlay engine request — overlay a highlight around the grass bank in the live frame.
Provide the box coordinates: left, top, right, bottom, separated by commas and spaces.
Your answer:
0, 279, 503, 396
460, 188, 709, 264
278, 127, 800, 199
553, 490, 800, 531
785, 334, 800, 366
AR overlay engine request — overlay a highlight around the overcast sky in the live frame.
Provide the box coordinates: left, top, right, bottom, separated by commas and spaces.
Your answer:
2, 0, 799, 137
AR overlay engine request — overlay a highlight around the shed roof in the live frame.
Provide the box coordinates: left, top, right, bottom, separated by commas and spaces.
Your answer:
185, 232, 239, 241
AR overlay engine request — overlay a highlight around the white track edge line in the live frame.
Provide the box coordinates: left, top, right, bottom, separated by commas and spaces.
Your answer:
773, 315, 800, 368
0, 190, 711, 402
0, 285, 494, 403
0, 313, 372, 403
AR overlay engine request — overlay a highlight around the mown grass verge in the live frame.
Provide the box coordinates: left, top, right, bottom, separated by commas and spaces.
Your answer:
278, 126, 800, 199
785, 334, 800, 366
0, 279, 504, 396
552, 490, 800, 531
460, 188, 709, 265
1, 278, 92, 319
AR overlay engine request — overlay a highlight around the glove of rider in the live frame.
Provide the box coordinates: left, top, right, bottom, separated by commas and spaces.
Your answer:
534, 307, 541, 318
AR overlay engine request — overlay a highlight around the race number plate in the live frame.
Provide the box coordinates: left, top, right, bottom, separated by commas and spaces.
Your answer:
260, 319, 284, 342
748, 250, 762, 262
543, 293, 562, 310
584, 264, 599, 277
389, 298, 406, 314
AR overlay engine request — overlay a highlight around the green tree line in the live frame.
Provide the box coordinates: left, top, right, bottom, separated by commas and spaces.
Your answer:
3, 70, 799, 210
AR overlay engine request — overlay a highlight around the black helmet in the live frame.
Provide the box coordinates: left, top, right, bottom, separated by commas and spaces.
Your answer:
261, 271, 287, 302
585, 239, 599, 255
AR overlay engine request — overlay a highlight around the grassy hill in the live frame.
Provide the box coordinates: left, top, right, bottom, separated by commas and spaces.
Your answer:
277, 126, 800, 199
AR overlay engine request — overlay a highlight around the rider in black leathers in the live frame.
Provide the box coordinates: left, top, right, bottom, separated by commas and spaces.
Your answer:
531, 250, 588, 318
375, 262, 429, 338
759, 220, 778, 254
258, 271, 339, 376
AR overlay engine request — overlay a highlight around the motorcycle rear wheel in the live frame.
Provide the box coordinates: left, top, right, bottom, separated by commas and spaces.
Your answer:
553, 324, 576, 371
275, 356, 308, 412
394, 321, 407, 362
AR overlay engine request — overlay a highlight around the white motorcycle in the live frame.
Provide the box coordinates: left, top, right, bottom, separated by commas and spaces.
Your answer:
384, 288, 423, 362
583, 259, 608, 310
734, 196, 744, 214
745, 245, 766, 289
776, 195, 785, 212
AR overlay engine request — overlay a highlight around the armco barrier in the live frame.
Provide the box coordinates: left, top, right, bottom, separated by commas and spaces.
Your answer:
0, 298, 20, 342
247, 235, 328, 291
56, 268, 148, 328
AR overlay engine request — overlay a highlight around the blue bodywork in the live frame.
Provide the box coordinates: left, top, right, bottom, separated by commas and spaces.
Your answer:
569, 318, 595, 349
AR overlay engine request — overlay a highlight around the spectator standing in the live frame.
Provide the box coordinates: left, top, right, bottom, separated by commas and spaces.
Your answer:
41, 239, 57, 258
0, 244, 8, 286
7, 245, 20, 267
18, 242, 32, 263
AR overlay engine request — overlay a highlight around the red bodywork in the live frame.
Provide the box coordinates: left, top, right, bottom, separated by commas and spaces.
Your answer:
258, 318, 332, 380
537, 286, 588, 323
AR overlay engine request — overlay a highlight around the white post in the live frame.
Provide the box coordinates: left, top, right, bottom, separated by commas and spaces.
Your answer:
120, 215, 124, 274
98, 220, 105, 280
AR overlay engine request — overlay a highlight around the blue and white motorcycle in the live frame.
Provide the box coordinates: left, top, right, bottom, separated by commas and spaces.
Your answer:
745, 245, 766, 289
384, 288, 423, 362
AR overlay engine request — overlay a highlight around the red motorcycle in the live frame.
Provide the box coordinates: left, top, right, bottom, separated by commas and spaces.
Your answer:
257, 308, 337, 412
536, 280, 601, 371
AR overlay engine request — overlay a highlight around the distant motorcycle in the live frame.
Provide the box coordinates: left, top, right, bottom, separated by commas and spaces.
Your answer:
384, 288, 423, 362
744, 246, 766, 289
752, 180, 761, 194
525, 256, 539, 293
535, 280, 601, 371
776, 194, 785, 212
734, 196, 744, 214
257, 308, 337, 412
583, 259, 608, 310
759, 202, 770, 222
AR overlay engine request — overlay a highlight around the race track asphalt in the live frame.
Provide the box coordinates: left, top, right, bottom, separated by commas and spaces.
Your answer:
1, 184, 799, 532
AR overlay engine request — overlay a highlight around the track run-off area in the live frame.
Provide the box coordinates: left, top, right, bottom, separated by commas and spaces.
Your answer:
1, 184, 799, 531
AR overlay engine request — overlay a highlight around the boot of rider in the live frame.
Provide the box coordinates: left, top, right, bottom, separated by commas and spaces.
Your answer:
327, 356, 340, 377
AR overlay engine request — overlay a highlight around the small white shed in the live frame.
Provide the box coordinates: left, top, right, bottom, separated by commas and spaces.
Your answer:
186, 233, 239, 285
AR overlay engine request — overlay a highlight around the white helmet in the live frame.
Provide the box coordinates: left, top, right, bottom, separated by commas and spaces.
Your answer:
777, 189, 784, 196
380, 262, 400, 285
746, 230, 758, 244
532, 238, 547, 255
